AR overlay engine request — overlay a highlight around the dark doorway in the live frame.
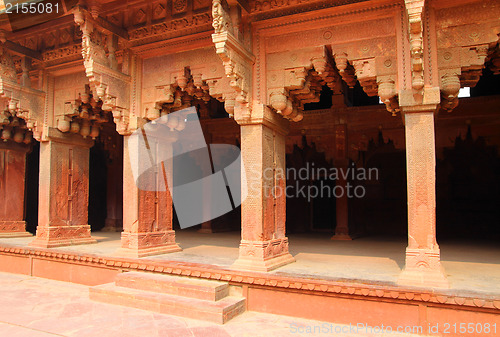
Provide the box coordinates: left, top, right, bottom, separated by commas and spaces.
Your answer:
25, 140, 40, 234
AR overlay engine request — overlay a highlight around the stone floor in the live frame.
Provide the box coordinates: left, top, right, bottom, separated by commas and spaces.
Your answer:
0, 272, 424, 337
1, 230, 499, 295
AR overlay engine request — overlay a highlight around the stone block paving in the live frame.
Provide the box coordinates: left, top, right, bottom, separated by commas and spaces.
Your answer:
0, 272, 421, 337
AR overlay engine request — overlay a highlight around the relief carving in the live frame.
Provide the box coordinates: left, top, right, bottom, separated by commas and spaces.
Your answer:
212, 0, 254, 122
0, 43, 44, 141
74, 6, 132, 135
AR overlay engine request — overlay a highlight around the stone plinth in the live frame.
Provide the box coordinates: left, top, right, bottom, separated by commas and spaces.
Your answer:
398, 110, 448, 288
30, 128, 96, 248
0, 142, 32, 238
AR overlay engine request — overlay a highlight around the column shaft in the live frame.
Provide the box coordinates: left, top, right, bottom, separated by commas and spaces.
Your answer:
398, 111, 448, 288
117, 135, 181, 258
233, 122, 294, 272
30, 129, 95, 247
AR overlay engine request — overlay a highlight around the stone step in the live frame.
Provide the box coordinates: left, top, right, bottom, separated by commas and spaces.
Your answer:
90, 283, 246, 324
115, 271, 229, 301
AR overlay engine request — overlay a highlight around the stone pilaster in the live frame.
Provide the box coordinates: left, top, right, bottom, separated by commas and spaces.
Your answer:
0, 142, 32, 238
30, 128, 96, 247
116, 133, 181, 258
233, 107, 295, 271
398, 104, 448, 288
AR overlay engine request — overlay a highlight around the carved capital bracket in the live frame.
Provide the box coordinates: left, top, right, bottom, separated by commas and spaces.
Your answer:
73, 6, 132, 135
334, 50, 400, 116
55, 85, 110, 140
145, 66, 232, 125
437, 44, 493, 112
404, 0, 425, 92
0, 43, 45, 142
267, 46, 342, 123
212, 0, 254, 123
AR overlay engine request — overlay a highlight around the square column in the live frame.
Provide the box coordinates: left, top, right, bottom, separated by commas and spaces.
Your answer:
30, 128, 96, 247
0, 143, 31, 238
233, 120, 295, 272
398, 110, 448, 288
117, 134, 181, 258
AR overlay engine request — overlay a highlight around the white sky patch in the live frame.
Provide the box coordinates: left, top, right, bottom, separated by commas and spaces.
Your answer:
458, 87, 471, 98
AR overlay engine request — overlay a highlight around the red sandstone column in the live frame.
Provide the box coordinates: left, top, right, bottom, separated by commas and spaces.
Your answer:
331, 123, 351, 240
30, 128, 96, 247
0, 142, 31, 237
116, 132, 181, 258
398, 109, 448, 288
233, 118, 295, 272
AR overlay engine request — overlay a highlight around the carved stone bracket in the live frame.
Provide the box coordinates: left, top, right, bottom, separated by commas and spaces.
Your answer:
405, 0, 425, 92
267, 46, 342, 122
212, 0, 254, 122
489, 44, 500, 75
0, 44, 44, 142
334, 50, 400, 116
57, 85, 109, 139
437, 44, 491, 111
74, 6, 131, 135
433, 1, 499, 112
143, 60, 234, 123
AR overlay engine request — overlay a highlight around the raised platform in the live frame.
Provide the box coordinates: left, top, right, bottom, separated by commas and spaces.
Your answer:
0, 231, 499, 336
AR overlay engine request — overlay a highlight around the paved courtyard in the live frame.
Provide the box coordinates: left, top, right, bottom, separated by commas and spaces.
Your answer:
0, 272, 424, 337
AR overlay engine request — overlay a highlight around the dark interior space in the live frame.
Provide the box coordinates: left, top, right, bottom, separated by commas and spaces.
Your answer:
303, 85, 333, 110
88, 141, 108, 232
25, 140, 40, 234
436, 125, 500, 241
347, 82, 380, 107
286, 135, 337, 233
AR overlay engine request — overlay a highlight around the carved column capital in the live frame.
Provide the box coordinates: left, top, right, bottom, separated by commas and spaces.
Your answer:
73, 6, 132, 135
212, 0, 254, 121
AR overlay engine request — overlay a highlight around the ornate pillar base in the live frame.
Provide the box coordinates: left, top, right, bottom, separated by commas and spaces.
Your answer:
116, 230, 181, 258
0, 221, 32, 238
29, 225, 96, 248
398, 248, 449, 288
101, 218, 123, 232
232, 238, 295, 272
